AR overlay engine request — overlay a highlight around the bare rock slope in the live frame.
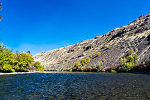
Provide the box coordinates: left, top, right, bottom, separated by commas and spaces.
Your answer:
33, 14, 150, 69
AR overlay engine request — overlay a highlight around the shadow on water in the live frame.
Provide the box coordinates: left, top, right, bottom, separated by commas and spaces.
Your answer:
0, 72, 150, 99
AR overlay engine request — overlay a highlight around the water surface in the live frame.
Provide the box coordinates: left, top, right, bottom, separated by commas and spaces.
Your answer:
0, 72, 150, 100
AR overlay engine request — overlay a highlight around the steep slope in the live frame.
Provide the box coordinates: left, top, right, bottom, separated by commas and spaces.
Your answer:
33, 14, 150, 69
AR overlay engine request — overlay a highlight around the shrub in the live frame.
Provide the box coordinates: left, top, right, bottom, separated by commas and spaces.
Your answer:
102, 59, 106, 62
97, 52, 101, 57
80, 57, 90, 66
34, 61, 45, 71
72, 62, 82, 71
107, 69, 116, 73
86, 57, 90, 63
96, 63, 103, 72
119, 50, 138, 72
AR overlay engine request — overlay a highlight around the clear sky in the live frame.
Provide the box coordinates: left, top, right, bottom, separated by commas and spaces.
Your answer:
0, 0, 150, 55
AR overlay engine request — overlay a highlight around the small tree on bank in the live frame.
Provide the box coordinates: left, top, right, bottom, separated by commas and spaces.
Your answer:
119, 49, 138, 71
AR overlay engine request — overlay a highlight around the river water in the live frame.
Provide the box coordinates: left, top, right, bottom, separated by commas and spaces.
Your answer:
0, 72, 150, 100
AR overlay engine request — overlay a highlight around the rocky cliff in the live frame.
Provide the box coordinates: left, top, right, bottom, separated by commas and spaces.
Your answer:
33, 14, 150, 69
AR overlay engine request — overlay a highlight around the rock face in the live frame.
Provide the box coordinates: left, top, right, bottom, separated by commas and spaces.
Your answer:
33, 14, 150, 69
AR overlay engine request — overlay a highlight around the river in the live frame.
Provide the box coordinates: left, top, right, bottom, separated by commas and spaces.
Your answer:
0, 72, 150, 100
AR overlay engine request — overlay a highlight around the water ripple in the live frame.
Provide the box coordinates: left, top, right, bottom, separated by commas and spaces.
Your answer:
0, 72, 150, 99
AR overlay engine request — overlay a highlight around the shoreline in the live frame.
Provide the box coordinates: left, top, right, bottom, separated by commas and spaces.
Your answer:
0, 71, 150, 75
39, 71, 150, 75
0, 72, 36, 75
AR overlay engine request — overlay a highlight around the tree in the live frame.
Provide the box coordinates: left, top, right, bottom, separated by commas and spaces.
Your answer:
0, 44, 45, 72
0, 45, 15, 72
14, 52, 34, 72
119, 50, 138, 71
0, 45, 19, 72
34, 61, 45, 71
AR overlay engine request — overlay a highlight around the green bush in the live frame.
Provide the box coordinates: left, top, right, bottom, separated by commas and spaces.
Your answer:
97, 52, 101, 57
86, 57, 90, 63
96, 64, 102, 72
34, 61, 45, 71
80, 57, 90, 66
72, 62, 82, 71
119, 49, 138, 72
102, 59, 106, 62
107, 69, 116, 73
110, 70, 116, 72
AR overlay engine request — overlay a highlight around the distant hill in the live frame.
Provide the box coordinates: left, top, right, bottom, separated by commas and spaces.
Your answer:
33, 14, 150, 70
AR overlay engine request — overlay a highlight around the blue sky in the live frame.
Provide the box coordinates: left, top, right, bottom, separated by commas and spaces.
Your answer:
0, 0, 150, 55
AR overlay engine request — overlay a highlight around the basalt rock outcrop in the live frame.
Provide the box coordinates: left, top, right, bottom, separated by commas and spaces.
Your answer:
33, 14, 150, 69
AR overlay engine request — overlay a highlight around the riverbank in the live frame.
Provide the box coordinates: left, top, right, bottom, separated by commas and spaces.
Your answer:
40, 71, 150, 75
0, 72, 36, 75
0, 71, 150, 76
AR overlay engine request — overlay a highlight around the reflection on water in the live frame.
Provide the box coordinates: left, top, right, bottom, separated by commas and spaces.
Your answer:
0, 72, 150, 99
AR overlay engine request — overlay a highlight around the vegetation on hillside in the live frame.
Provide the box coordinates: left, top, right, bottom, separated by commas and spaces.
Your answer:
70, 52, 106, 72
97, 52, 101, 57
118, 48, 138, 72
44, 48, 150, 73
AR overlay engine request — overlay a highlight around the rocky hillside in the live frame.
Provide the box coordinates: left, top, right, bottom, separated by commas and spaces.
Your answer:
33, 14, 150, 69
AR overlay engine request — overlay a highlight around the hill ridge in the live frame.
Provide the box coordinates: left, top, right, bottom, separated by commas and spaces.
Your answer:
33, 14, 150, 69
